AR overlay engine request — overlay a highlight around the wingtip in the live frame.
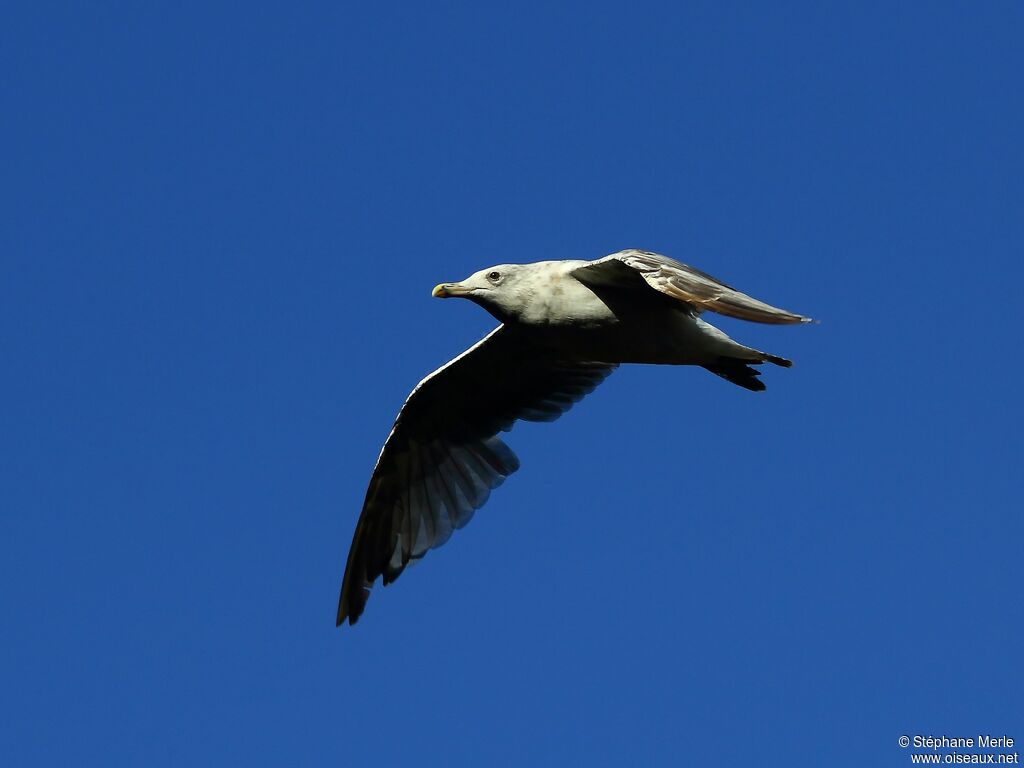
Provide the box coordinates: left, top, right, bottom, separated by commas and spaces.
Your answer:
336, 590, 353, 628
337, 582, 370, 628
764, 354, 793, 368
336, 606, 360, 628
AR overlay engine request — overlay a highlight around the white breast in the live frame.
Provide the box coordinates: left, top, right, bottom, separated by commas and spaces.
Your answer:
519, 265, 618, 327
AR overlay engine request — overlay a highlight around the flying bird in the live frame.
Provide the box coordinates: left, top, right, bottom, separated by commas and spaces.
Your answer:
338, 249, 812, 625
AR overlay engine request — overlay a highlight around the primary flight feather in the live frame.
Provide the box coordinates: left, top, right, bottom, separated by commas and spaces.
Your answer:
338, 249, 812, 626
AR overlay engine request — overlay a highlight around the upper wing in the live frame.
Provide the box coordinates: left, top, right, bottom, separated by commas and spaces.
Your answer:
338, 325, 617, 626
572, 249, 812, 324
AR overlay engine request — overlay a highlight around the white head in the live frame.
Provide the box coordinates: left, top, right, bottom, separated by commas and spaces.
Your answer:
432, 264, 537, 323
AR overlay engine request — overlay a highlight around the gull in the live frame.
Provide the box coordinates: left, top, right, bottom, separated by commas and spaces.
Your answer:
338, 249, 812, 625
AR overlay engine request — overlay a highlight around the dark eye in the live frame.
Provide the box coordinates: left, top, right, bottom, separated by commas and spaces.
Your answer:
487, 271, 501, 282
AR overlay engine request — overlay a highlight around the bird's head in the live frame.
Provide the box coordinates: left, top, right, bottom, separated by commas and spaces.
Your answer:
432, 264, 532, 322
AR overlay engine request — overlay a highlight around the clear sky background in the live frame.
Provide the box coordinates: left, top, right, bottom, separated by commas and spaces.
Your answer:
2, 2, 1022, 766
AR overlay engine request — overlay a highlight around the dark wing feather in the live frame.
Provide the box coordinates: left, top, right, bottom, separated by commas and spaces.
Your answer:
572, 249, 812, 324
338, 325, 616, 626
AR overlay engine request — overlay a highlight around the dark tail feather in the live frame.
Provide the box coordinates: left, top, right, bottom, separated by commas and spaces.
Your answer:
704, 351, 793, 391
704, 359, 766, 391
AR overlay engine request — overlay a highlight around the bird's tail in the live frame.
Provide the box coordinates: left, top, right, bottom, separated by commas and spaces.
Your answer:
703, 352, 791, 392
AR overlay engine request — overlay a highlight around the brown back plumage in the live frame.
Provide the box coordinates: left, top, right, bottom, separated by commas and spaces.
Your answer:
573, 249, 812, 325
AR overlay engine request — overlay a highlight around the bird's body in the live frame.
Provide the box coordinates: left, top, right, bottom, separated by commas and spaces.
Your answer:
338, 249, 812, 625
445, 255, 796, 367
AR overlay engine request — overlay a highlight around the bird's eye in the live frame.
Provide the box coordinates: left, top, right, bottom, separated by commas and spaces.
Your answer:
487, 271, 501, 282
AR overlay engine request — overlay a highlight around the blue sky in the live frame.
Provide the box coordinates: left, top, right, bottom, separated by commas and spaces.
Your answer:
2, 2, 1022, 766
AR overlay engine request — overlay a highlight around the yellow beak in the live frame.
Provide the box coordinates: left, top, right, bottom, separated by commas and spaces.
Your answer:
432, 282, 471, 298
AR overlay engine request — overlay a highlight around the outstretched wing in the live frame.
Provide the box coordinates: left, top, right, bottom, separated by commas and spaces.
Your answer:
572, 249, 812, 324
338, 325, 617, 626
